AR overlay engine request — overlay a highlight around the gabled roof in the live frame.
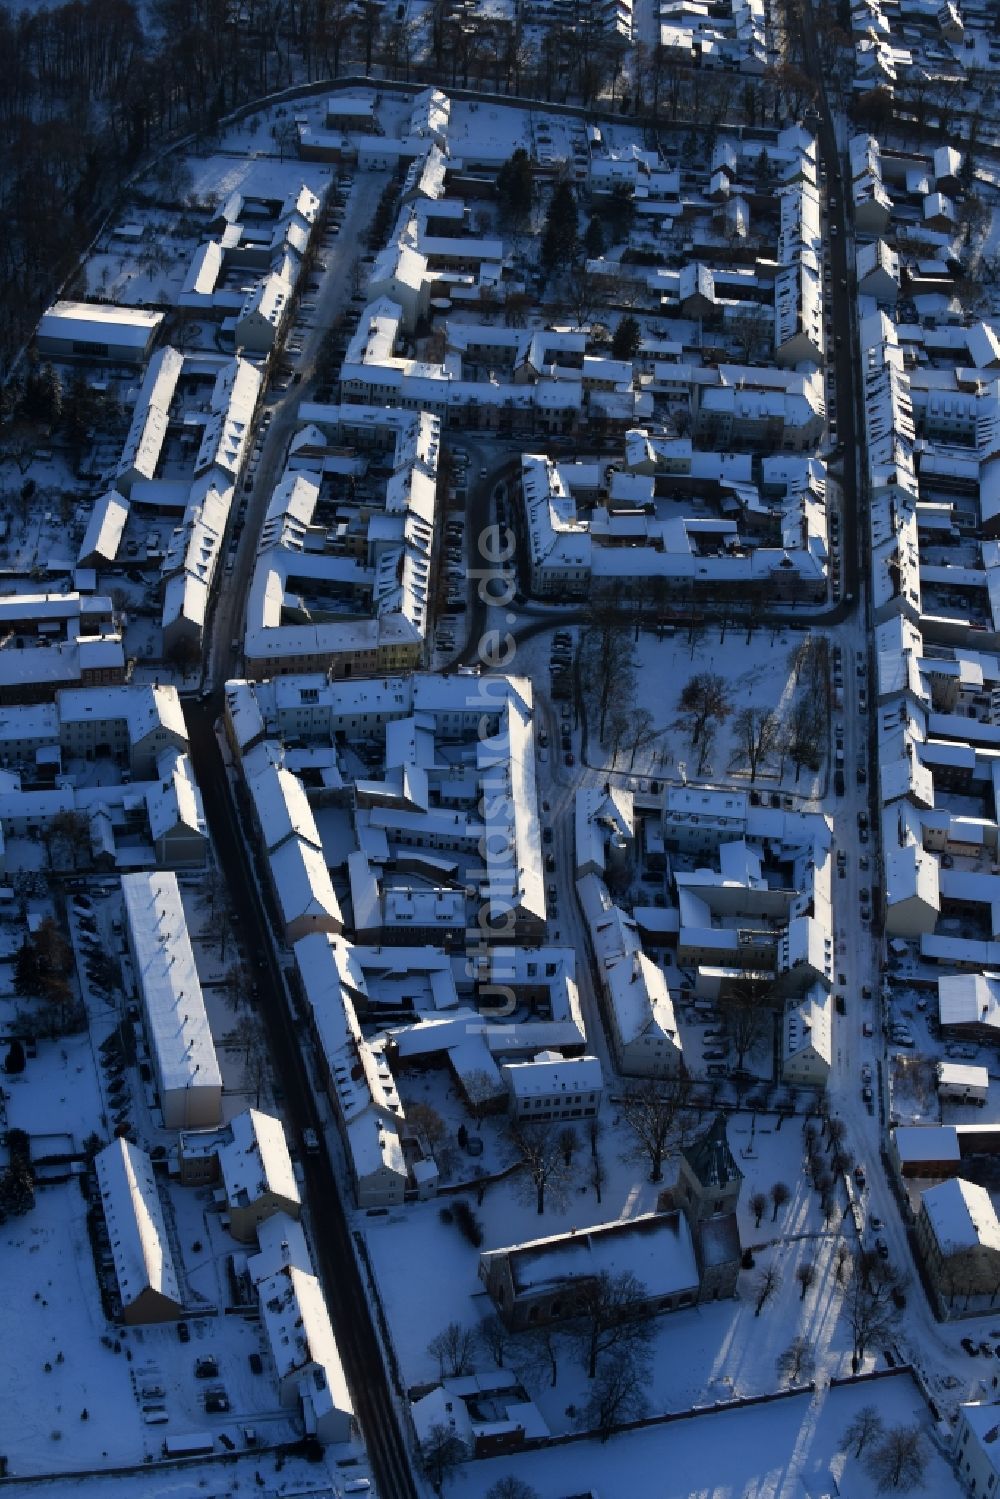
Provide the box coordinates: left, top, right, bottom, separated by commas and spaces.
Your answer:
95, 1137, 181, 1310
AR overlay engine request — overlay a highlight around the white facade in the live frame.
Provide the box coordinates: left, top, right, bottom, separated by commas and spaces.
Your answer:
503, 1054, 602, 1121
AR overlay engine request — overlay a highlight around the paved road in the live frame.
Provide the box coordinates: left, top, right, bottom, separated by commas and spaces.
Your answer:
192, 165, 417, 1498
205, 170, 389, 691
186, 699, 418, 1499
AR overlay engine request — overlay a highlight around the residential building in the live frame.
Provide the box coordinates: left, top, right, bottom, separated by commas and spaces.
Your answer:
94, 1138, 183, 1325
121, 871, 222, 1129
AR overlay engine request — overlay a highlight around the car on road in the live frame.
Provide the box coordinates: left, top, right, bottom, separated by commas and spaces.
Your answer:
564, 752, 575, 766
875, 1237, 888, 1259
703, 1047, 727, 1061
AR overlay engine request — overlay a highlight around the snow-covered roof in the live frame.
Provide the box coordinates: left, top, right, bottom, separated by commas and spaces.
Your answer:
489, 1212, 699, 1301
938, 971, 1000, 1032
247, 761, 321, 853
145, 748, 206, 844
258, 1262, 352, 1411
218, 1108, 301, 1214
121, 870, 221, 1101
39, 300, 163, 350
56, 682, 187, 749
248, 1210, 311, 1284
95, 1137, 180, 1311
270, 835, 343, 931
503, 1054, 602, 1100
894, 1125, 961, 1163
78, 490, 129, 566
938, 1061, 989, 1091
922, 1177, 1000, 1255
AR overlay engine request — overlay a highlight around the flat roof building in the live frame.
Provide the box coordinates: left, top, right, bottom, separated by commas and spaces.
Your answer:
37, 301, 163, 364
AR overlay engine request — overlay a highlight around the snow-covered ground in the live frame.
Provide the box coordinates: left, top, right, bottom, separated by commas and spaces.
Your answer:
183, 153, 335, 213
458, 1370, 962, 1499
365, 1101, 866, 1426
0, 1184, 140, 1474
507, 618, 827, 799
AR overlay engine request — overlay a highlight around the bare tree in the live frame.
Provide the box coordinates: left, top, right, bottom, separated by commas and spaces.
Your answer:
579, 1350, 650, 1442
487, 1480, 540, 1499
620, 1079, 690, 1183
719, 963, 775, 1070
750, 1191, 768, 1228
591, 1148, 605, 1206
795, 1260, 816, 1300
513, 1324, 561, 1388
408, 1102, 448, 1154
753, 1264, 782, 1316
573, 1270, 652, 1378
477, 1313, 510, 1368
556, 1126, 579, 1167
420, 1421, 466, 1493
730, 706, 779, 783
784, 694, 824, 782
232, 1014, 268, 1106
842, 1404, 884, 1459
730, 305, 772, 362
462, 1068, 505, 1115
579, 588, 636, 744
834, 1241, 852, 1285
508, 1121, 573, 1216
865, 1425, 927, 1492
676, 672, 732, 749
770, 1181, 791, 1222
848, 1253, 903, 1371
776, 1336, 815, 1384
428, 1322, 474, 1379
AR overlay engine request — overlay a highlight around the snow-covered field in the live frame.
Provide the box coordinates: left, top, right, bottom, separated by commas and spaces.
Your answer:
510, 620, 827, 801
0, 1185, 139, 1474
459, 1371, 962, 1499
5, 1031, 105, 1144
